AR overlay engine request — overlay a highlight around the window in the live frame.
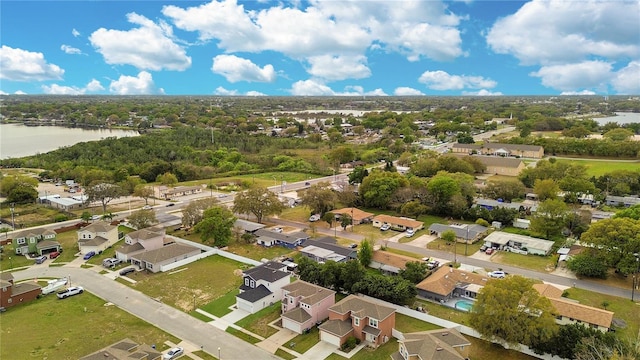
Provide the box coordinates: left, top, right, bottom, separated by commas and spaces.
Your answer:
244, 278, 249, 286
30, 238, 36, 244
369, 318, 378, 328
250, 280, 255, 288
354, 317, 360, 326
17, 239, 26, 245
8, 298, 12, 304
289, 297, 293, 304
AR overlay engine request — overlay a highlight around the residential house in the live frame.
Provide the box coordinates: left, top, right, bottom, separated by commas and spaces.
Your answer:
483, 231, 554, 256
236, 261, 291, 314
12, 228, 60, 256
80, 338, 162, 360
0, 273, 42, 310
234, 219, 266, 233
474, 198, 536, 212
281, 280, 336, 334
452, 142, 544, 159
331, 208, 375, 225
605, 195, 640, 207
300, 238, 357, 263
372, 215, 424, 232
254, 228, 309, 249
129, 243, 200, 273
156, 185, 204, 200
428, 223, 487, 244
416, 267, 489, 303
370, 251, 421, 276
533, 284, 613, 332
391, 328, 471, 360
115, 227, 166, 262
319, 295, 396, 348
77, 221, 119, 255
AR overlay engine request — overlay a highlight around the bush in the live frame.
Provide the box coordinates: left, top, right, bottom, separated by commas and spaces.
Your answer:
54, 215, 68, 222
476, 218, 490, 227
341, 336, 360, 352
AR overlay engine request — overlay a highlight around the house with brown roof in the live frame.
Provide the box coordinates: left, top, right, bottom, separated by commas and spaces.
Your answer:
370, 251, 421, 276
372, 215, 424, 232
470, 155, 526, 176
331, 208, 375, 225
319, 295, 395, 348
116, 227, 166, 262
129, 243, 200, 273
452, 142, 544, 159
80, 338, 162, 360
12, 228, 60, 256
416, 267, 489, 303
0, 273, 41, 310
281, 280, 336, 334
77, 221, 119, 255
533, 284, 613, 332
156, 185, 204, 200
391, 328, 471, 360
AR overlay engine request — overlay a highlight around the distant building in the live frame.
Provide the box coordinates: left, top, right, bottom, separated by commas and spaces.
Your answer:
372, 215, 424, 232
452, 142, 544, 159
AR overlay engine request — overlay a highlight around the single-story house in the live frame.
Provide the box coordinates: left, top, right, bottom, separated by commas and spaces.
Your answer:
236, 261, 291, 314
47, 196, 86, 211
12, 228, 60, 255
129, 243, 200, 273
156, 185, 204, 200
331, 207, 375, 225
319, 294, 395, 348
533, 284, 613, 332
281, 280, 336, 334
428, 223, 487, 243
372, 215, 424, 232
483, 231, 554, 256
605, 195, 640, 207
0, 273, 41, 310
370, 251, 421, 276
452, 142, 544, 159
234, 219, 266, 233
77, 221, 119, 255
416, 267, 489, 303
80, 338, 162, 360
300, 238, 357, 263
254, 228, 309, 249
591, 211, 614, 222
391, 328, 471, 360
475, 198, 536, 212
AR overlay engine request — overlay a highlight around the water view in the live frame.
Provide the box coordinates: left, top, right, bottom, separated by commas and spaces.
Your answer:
0, 124, 139, 159
594, 112, 640, 126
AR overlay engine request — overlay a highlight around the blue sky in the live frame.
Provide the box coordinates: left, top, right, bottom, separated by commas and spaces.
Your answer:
1, 0, 638, 96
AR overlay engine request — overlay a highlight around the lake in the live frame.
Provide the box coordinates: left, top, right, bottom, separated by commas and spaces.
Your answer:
594, 112, 640, 126
0, 124, 139, 159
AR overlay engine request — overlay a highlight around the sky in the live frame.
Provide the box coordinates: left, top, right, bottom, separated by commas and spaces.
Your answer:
1, 0, 639, 97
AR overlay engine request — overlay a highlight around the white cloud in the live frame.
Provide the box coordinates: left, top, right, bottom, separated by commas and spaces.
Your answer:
560, 90, 597, 96
487, 0, 640, 66
109, 71, 164, 95
394, 87, 425, 96
611, 61, 640, 94
163, 0, 465, 80
14, 90, 27, 95
89, 12, 191, 71
418, 70, 497, 91
0, 90, 6, 95
42, 79, 104, 95
462, 89, 504, 96
211, 55, 276, 82
61, 44, 82, 55
72, 28, 80, 37
214, 86, 238, 95
290, 79, 335, 96
306, 55, 370, 81
0, 45, 64, 81
246, 90, 266, 96
530, 61, 612, 91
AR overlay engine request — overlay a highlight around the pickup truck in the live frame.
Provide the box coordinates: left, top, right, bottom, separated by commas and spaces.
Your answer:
57, 286, 84, 299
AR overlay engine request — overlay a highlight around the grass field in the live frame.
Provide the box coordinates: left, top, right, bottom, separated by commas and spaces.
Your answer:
286, 326, 320, 354
394, 313, 441, 333
200, 289, 239, 317
556, 158, 640, 177
234, 302, 281, 338
126, 255, 244, 311
0, 291, 177, 360
491, 251, 555, 273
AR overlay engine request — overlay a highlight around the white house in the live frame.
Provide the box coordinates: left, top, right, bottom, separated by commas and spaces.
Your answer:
77, 221, 119, 255
236, 261, 291, 314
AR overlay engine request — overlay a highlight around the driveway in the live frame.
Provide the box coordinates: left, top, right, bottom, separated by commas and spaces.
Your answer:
12, 266, 279, 360
405, 234, 436, 248
297, 341, 337, 360
220, 307, 250, 323
256, 327, 297, 354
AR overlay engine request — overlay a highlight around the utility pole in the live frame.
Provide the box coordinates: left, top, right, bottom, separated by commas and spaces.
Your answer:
10, 202, 15, 231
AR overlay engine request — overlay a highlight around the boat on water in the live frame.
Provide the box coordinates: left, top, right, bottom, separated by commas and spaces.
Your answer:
41, 278, 69, 295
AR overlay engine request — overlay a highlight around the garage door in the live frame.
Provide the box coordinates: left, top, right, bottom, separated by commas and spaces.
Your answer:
320, 330, 341, 347
282, 318, 302, 334
236, 298, 253, 313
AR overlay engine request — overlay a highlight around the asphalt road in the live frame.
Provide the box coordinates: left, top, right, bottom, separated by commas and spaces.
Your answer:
12, 266, 279, 360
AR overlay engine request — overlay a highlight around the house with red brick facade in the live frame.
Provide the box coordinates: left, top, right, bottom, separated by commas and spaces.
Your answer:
0, 273, 41, 310
319, 295, 395, 348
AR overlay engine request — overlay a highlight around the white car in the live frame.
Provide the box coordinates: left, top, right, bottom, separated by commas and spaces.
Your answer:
142, 205, 152, 210
57, 286, 84, 299
405, 229, 415, 237
380, 224, 391, 231
488, 271, 506, 279
163, 347, 184, 359
308, 214, 321, 222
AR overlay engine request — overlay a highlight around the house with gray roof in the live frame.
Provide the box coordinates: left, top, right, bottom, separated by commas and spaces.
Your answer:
236, 261, 291, 313
129, 243, 200, 273
12, 228, 59, 256
255, 228, 309, 249
483, 231, 554, 256
392, 328, 471, 360
428, 223, 487, 243
77, 221, 118, 255
300, 238, 357, 263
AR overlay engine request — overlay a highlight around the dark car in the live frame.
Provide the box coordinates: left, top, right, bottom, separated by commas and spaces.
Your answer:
166, 203, 175, 207
83, 251, 96, 260
119, 267, 135, 276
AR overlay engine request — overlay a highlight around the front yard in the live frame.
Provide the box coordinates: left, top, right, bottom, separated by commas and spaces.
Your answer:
234, 302, 282, 338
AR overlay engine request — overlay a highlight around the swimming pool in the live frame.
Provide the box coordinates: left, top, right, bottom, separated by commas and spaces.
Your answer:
455, 300, 475, 312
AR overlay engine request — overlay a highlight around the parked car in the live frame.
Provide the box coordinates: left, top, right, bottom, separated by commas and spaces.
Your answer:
35, 255, 47, 264
380, 224, 391, 231
405, 229, 415, 237
166, 203, 175, 207
90, 215, 101, 220
488, 270, 506, 278
426, 260, 440, 270
349, 243, 358, 249
142, 205, 152, 210
83, 251, 96, 260
163, 347, 184, 360
57, 286, 84, 299
103, 258, 121, 268
304, 182, 311, 186
49, 251, 61, 259
308, 214, 321, 222
273, 227, 283, 233
479, 245, 487, 252
485, 248, 495, 255
119, 267, 135, 276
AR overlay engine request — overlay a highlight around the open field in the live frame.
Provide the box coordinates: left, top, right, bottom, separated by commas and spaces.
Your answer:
556, 158, 640, 177
125, 255, 245, 312
0, 290, 177, 360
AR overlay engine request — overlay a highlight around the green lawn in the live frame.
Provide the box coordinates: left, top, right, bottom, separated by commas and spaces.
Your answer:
275, 348, 296, 360
491, 251, 555, 273
286, 326, 320, 354
0, 245, 34, 270
126, 255, 244, 312
52, 229, 80, 263
394, 313, 441, 333
200, 289, 239, 317
0, 290, 177, 360
326, 338, 399, 360
556, 158, 640, 177
226, 327, 261, 344
235, 302, 281, 338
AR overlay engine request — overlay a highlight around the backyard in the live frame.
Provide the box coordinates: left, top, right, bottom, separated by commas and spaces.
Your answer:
0, 289, 177, 360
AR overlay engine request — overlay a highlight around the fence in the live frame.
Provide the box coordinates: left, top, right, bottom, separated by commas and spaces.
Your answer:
159, 236, 262, 272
